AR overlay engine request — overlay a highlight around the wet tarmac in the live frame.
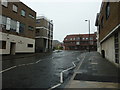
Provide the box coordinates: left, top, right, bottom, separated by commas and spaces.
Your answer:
2, 50, 82, 88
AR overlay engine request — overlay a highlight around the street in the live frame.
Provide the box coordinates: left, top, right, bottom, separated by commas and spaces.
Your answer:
2, 50, 82, 89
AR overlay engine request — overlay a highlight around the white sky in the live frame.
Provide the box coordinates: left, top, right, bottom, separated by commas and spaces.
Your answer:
21, 0, 102, 42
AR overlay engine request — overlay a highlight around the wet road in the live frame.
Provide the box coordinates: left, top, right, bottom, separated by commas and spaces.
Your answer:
2, 50, 82, 89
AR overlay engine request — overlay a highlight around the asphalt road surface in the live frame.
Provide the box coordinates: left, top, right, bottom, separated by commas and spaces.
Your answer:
2, 50, 82, 89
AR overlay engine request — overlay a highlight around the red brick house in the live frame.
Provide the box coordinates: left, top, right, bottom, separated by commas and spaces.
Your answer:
63, 33, 97, 51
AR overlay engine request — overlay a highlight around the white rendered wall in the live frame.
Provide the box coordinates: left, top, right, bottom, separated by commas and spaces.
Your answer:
101, 35, 115, 63
0, 32, 35, 54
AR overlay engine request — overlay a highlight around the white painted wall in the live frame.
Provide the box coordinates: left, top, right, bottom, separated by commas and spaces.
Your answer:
0, 32, 35, 54
101, 35, 115, 63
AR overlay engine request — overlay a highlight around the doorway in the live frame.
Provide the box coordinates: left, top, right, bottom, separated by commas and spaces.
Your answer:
10, 42, 16, 55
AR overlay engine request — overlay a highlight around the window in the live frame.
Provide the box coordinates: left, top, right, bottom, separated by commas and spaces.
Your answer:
76, 42, 80, 45
1, 0, 8, 7
28, 26, 34, 30
0, 41, 6, 49
29, 14, 34, 19
36, 19, 40, 24
77, 37, 80, 40
90, 37, 93, 40
0, 15, 1, 22
19, 23, 25, 33
73, 38, 76, 40
82, 38, 85, 40
65, 39, 68, 41
70, 38, 72, 40
6, 17, 11, 30
12, 4, 18, 12
90, 41, 93, 45
86, 38, 88, 40
16, 21, 20, 33
101, 17, 104, 29
10, 19, 17, 31
114, 33, 119, 63
21, 10, 26, 16
36, 30, 39, 33
98, 25, 100, 33
50, 24, 53, 31
106, 2, 110, 20
27, 44, 33, 48
1, 15, 7, 29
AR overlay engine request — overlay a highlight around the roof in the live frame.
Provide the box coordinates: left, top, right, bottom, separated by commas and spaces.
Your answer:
36, 16, 53, 24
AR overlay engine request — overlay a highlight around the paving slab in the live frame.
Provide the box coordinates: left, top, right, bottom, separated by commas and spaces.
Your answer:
65, 52, 120, 89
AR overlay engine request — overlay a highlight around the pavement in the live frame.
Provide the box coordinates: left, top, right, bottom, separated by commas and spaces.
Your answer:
1, 52, 51, 61
1, 51, 120, 89
65, 52, 120, 89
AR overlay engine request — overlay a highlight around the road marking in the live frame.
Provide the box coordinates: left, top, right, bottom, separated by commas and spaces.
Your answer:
48, 57, 80, 90
60, 72, 63, 83
0, 66, 17, 74
26, 63, 35, 65
35, 60, 42, 64
65, 53, 87, 88
18, 64, 26, 66
48, 83, 61, 90
0, 59, 42, 73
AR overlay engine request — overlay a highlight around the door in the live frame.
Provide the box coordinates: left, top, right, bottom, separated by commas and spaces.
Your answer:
10, 42, 16, 55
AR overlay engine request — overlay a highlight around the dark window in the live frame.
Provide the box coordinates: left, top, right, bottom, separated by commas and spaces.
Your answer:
19, 23, 25, 33
27, 44, 33, 48
98, 25, 100, 33
101, 17, 104, 29
106, 2, 110, 20
10, 19, 17, 31
28, 26, 34, 30
36, 30, 39, 33
114, 33, 119, 64
0, 41, 6, 49
1, 15, 7, 29
36, 19, 40, 24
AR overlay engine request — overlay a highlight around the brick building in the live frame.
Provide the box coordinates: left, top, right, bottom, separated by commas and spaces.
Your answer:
35, 16, 53, 52
0, 0, 36, 55
63, 33, 97, 51
95, 1, 120, 65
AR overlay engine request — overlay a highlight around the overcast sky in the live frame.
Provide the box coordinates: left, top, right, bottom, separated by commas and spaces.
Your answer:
21, 0, 102, 42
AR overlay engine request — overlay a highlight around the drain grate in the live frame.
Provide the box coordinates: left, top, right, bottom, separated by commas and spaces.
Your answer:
74, 73, 120, 83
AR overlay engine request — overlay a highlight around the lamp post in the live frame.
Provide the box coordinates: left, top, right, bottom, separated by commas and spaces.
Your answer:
85, 20, 90, 52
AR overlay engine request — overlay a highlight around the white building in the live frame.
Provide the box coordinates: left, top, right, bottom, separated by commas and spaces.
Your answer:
0, 1, 36, 55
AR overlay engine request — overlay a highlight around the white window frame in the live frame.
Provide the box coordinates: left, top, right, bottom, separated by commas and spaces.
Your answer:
76, 42, 80, 45
13, 4, 18, 12
21, 10, 26, 16
82, 38, 85, 40
70, 38, 72, 40
73, 38, 76, 40
29, 14, 34, 19
1, 0, 8, 7
86, 38, 88, 40
16, 21, 20, 33
6, 17, 11, 30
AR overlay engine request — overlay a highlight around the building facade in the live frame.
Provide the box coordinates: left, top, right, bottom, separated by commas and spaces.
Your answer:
0, 0, 36, 55
63, 33, 97, 51
95, 1, 120, 65
35, 16, 53, 52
